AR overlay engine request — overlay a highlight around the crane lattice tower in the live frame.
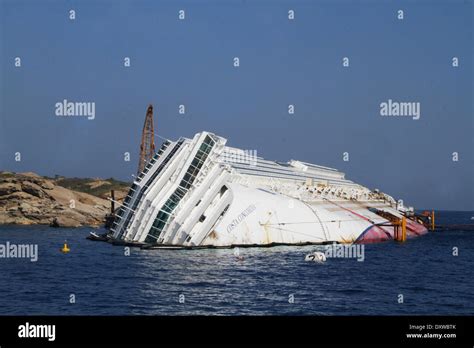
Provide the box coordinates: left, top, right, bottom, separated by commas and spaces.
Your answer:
137, 104, 156, 174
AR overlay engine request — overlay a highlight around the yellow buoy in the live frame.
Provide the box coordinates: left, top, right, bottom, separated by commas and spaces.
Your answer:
60, 241, 70, 254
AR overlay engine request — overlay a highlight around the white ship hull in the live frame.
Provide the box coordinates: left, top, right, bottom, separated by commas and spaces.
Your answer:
110, 132, 428, 247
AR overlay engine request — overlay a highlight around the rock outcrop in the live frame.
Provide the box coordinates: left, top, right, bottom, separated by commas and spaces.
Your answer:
0, 172, 129, 227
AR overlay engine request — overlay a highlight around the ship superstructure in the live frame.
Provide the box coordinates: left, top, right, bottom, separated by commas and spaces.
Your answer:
110, 131, 428, 247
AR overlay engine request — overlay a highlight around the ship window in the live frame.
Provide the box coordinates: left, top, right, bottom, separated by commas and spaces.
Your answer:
199, 215, 206, 222
257, 188, 276, 195
145, 135, 215, 243
117, 139, 184, 239
220, 186, 228, 197
220, 204, 230, 217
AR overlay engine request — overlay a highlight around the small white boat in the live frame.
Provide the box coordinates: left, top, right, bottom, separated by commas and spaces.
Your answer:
305, 251, 327, 263
87, 231, 109, 242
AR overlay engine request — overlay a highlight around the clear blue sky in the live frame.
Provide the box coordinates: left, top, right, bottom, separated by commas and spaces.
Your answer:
0, 0, 472, 210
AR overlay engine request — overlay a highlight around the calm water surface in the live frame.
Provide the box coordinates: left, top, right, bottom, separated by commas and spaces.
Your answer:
0, 211, 472, 315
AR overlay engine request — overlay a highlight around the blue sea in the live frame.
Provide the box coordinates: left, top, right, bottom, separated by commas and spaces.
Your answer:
0, 211, 473, 315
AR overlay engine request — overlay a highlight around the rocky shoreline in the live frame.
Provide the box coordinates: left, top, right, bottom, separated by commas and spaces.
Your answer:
0, 172, 129, 228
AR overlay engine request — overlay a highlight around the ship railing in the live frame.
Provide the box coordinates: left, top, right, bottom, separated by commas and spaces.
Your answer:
143, 140, 217, 243
115, 139, 185, 238
136, 141, 172, 182
112, 141, 181, 238
230, 162, 351, 184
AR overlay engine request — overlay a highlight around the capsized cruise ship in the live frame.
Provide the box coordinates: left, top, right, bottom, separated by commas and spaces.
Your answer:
110, 131, 428, 247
